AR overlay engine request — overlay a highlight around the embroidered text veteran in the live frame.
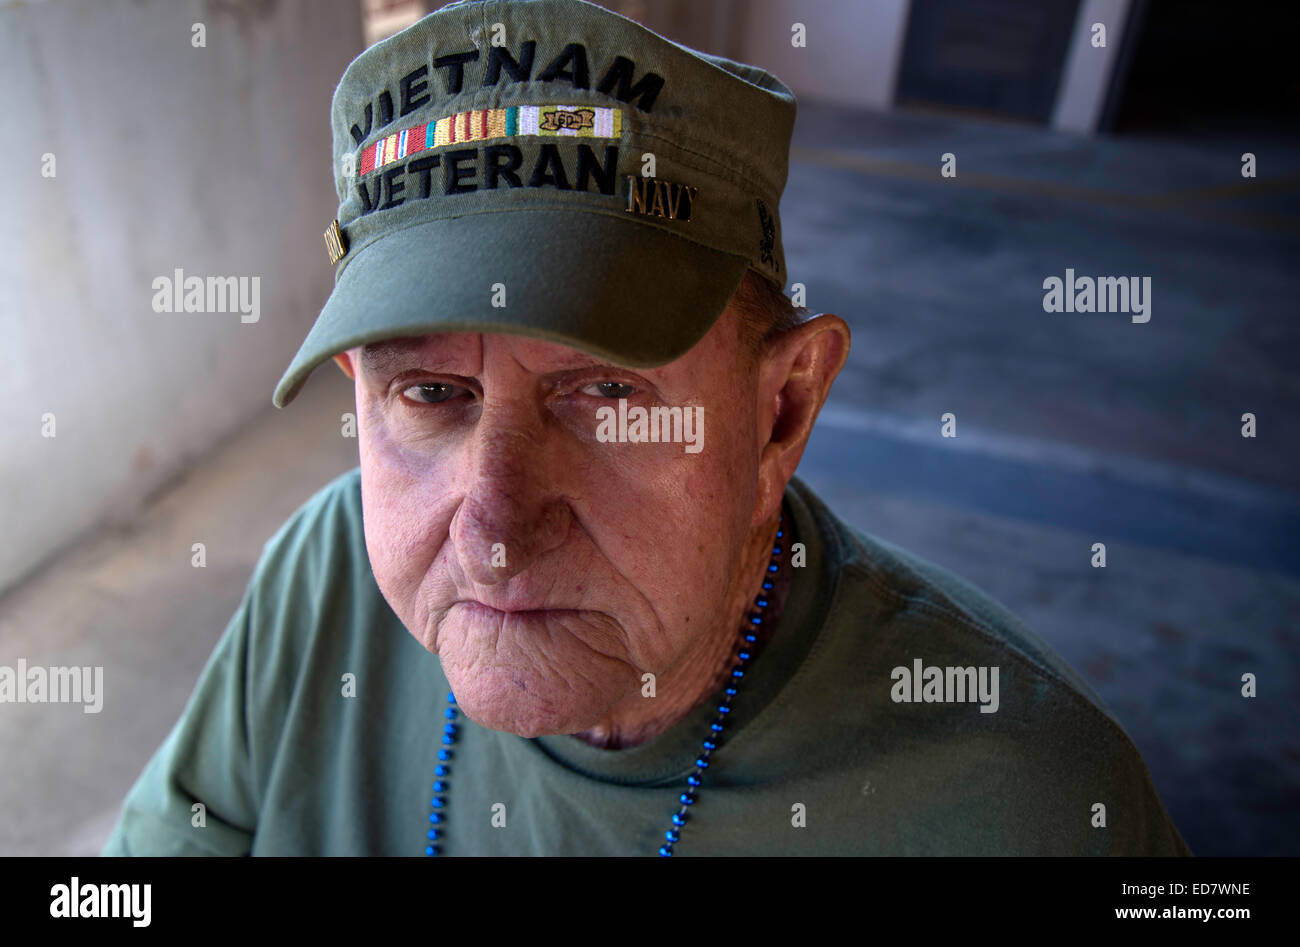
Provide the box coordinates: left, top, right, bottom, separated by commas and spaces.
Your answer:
349, 42, 664, 214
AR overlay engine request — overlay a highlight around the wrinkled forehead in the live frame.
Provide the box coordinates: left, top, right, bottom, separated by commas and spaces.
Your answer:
357, 332, 650, 378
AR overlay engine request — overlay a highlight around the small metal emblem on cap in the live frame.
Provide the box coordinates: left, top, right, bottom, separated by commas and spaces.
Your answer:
625, 175, 698, 222
324, 219, 347, 265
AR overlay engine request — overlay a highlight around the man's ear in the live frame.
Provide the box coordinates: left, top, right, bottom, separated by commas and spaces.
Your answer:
753, 314, 851, 524
332, 350, 356, 380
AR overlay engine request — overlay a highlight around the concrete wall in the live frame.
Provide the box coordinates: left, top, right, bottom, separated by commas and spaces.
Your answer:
733, 0, 911, 111
614, 0, 1131, 130
0, 0, 363, 596
602, 0, 912, 112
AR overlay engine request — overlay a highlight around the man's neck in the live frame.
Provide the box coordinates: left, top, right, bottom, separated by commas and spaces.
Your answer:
570, 504, 794, 750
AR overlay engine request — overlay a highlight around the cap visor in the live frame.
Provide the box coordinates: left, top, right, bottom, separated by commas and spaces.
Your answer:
274, 208, 749, 407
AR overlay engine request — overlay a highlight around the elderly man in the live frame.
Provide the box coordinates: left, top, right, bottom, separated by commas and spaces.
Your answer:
103, 0, 1190, 856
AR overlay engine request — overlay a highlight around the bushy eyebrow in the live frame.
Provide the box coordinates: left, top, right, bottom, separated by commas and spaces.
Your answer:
359, 337, 434, 379
359, 335, 631, 379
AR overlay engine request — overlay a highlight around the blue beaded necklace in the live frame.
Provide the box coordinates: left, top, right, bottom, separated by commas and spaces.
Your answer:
425, 514, 787, 857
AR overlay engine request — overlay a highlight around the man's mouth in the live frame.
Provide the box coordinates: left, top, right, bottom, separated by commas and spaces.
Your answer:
456, 601, 584, 619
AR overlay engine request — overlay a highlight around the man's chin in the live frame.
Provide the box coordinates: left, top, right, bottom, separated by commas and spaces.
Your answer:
445, 670, 617, 737
427, 606, 639, 736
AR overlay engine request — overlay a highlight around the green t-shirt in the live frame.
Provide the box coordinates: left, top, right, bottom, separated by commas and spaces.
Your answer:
102, 469, 1191, 856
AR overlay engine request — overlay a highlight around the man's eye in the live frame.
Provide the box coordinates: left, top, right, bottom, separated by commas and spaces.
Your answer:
583, 381, 636, 398
402, 382, 463, 404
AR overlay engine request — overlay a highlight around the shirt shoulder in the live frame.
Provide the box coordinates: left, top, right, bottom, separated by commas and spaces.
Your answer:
777, 479, 1191, 855
242, 467, 374, 658
254, 466, 367, 595
101, 468, 378, 856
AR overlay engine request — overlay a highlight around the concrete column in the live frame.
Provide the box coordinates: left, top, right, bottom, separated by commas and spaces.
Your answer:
0, 0, 364, 595
1053, 0, 1134, 133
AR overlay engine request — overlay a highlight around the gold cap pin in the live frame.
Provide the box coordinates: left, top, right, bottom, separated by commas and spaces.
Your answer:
324, 219, 347, 265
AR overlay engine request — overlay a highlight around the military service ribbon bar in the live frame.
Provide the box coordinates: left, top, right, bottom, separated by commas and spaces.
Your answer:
358, 105, 623, 177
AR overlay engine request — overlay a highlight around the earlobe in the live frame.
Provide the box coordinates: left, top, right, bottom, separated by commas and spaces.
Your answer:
332, 351, 356, 380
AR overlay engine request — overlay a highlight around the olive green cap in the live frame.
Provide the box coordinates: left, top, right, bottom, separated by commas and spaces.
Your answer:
274, 0, 795, 407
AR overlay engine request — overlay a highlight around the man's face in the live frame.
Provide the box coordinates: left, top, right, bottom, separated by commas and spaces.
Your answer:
346, 308, 764, 737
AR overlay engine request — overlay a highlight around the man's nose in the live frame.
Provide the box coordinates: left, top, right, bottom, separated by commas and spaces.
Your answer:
450, 408, 571, 584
